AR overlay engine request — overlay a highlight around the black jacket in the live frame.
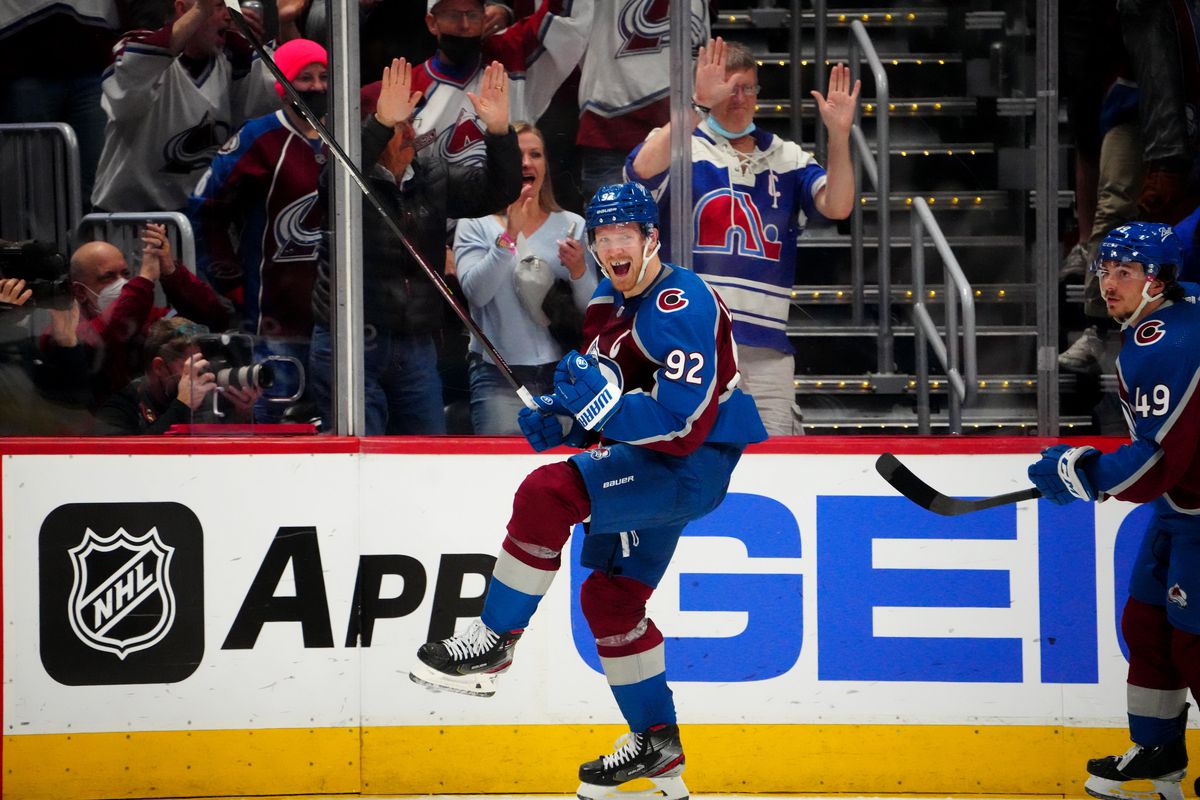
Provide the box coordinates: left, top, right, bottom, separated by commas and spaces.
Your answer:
314, 116, 522, 334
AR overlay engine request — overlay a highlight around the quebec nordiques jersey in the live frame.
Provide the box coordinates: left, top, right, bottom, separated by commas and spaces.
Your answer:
582, 263, 767, 456
1088, 289, 1200, 511
626, 119, 828, 354
189, 110, 323, 338
360, 0, 588, 168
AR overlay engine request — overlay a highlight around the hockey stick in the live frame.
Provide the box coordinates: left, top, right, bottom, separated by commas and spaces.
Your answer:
874, 452, 1041, 516
221, 0, 538, 409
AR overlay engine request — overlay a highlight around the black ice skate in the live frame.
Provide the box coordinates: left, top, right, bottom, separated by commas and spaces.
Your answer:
408, 619, 521, 697
577, 723, 687, 800
1085, 738, 1188, 800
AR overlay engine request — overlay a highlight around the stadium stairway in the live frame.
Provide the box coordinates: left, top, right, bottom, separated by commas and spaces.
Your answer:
713, 2, 1086, 433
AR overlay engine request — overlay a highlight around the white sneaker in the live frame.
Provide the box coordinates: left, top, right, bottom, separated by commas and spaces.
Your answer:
1061, 243, 1090, 282
1059, 325, 1105, 374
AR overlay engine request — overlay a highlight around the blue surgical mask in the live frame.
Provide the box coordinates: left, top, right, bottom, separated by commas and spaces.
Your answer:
707, 116, 756, 140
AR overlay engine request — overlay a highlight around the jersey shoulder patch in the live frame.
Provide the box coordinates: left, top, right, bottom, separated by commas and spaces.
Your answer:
1133, 317, 1167, 346
655, 286, 689, 313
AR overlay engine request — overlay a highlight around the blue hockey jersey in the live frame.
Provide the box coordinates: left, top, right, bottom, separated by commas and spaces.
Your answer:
582, 263, 767, 456
1084, 291, 1200, 511
625, 118, 828, 354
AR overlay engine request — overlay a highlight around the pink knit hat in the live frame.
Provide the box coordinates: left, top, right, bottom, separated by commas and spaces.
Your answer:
273, 38, 328, 97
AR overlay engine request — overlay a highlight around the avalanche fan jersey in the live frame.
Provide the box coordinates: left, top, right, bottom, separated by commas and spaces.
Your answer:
1085, 291, 1200, 512
0, 0, 117, 35
91, 22, 276, 212
626, 119, 828, 354
582, 263, 767, 457
576, 0, 709, 152
189, 110, 323, 338
360, 0, 589, 168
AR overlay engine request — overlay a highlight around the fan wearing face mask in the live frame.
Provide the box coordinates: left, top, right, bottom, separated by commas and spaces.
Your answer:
189, 38, 329, 423
358, 0, 590, 171
40, 224, 231, 408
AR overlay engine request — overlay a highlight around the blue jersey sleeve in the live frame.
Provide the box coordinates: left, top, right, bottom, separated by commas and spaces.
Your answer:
601, 282, 721, 450
795, 161, 828, 225
1083, 304, 1200, 502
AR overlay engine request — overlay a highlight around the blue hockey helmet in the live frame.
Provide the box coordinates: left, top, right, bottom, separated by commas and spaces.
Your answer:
584, 183, 659, 236
1094, 222, 1182, 279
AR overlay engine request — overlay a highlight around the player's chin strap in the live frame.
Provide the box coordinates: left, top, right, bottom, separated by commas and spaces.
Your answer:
1118, 280, 1162, 331
637, 233, 660, 287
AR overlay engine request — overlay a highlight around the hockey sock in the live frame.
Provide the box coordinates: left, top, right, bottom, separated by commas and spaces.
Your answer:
1170, 627, 1200, 705
1123, 597, 1188, 746
582, 572, 677, 731
481, 462, 590, 632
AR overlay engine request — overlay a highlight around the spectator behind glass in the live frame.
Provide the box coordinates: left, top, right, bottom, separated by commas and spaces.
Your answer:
47, 223, 233, 407
575, 0, 710, 203
295, 0, 435, 83
357, 0, 588, 170
0, 1, 124, 204
309, 58, 521, 435
454, 122, 595, 434
94, 316, 261, 434
91, 0, 277, 212
190, 38, 328, 423
0, 277, 94, 434
628, 39, 859, 436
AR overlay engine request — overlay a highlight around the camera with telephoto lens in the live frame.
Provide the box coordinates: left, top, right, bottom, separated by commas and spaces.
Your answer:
0, 239, 74, 310
195, 333, 276, 392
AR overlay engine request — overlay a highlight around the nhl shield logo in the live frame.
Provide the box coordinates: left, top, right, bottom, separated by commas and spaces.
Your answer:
67, 527, 177, 660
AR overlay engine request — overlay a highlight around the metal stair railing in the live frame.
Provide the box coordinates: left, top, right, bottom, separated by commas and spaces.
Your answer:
0, 123, 82, 254
910, 197, 977, 434
77, 212, 197, 273
847, 19, 893, 375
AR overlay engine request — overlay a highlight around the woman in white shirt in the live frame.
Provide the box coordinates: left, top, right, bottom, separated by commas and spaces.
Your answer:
454, 122, 598, 434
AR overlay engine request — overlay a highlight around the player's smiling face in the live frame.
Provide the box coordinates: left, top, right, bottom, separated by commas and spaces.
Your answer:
593, 222, 658, 296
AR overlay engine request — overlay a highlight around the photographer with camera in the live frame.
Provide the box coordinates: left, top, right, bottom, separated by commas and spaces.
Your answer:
95, 316, 262, 434
0, 270, 93, 433
48, 223, 233, 406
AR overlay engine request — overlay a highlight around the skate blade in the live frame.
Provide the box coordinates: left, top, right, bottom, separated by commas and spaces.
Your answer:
408, 662, 499, 697
577, 776, 688, 800
1085, 773, 1186, 800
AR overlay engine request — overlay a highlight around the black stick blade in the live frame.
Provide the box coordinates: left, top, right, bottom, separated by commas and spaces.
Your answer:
875, 452, 1042, 516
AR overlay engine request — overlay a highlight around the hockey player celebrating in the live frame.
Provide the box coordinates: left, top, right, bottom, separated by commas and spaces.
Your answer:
410, 182, 767, 799
1027, 222, 1200, 800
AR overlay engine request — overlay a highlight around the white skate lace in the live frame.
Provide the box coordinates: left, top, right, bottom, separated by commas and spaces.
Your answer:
601, 733, 643, 770
442, 619, 498, 660
1116, 743, 1144, 771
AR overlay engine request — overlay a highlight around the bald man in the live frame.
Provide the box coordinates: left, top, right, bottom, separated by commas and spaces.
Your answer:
45, 224, 231, 405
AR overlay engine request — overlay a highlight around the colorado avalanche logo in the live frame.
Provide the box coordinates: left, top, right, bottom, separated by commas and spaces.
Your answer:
1134, 319, 1166, 346
615, 0, 705, 57
273, 191, 323, 262
1168, 583, 1188, 608
694, 189, 783, 262
67, 527, 177, 660
656, 287, 688, 312
162, 112, 231, 173
438, 114, 487, 166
